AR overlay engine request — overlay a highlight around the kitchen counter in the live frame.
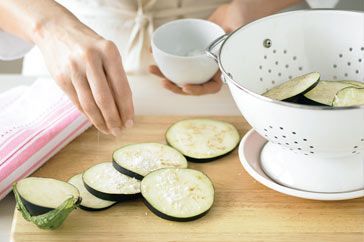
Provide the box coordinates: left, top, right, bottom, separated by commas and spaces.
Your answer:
0, 74, 240, 242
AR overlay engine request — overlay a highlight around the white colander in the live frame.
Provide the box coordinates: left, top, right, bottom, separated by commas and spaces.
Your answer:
207, 10, 364, 193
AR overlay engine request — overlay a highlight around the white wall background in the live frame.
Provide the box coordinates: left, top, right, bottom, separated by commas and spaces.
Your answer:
0, 0, 363, 74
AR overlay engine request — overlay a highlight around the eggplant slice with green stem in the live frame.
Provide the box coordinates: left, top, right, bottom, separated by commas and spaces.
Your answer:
13, 177, 81, 230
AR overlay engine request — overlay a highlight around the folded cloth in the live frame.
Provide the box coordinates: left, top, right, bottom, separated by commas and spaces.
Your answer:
0, 78, 91, 200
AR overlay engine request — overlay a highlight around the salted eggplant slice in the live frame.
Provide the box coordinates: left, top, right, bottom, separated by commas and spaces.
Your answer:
15, 177, 80, 216
68, 174, 116, 211
304, 80, 355, 106
112, 143, 187, 180
333, 87, 364, 107
141, 168, 214, 222
263, 72, 320, 101
339, 80, 364, 88
166, 119, 240, 162
83, 162, 141, 202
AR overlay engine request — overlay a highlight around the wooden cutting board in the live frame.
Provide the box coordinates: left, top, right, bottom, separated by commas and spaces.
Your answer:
10, 116, 364, 242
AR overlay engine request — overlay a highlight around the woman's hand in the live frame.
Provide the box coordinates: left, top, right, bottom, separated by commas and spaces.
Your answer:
35, 20, 134, 136
0, 0, 134, 136
149, 65, 223, 96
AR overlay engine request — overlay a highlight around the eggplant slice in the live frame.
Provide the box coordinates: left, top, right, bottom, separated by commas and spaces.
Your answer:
263, 72, 320, 101
83, 162, 141, 202
113, 143, 187, 180
339, 80, 364, 88
15, 177, 80, 216
304, 80, 356, 106
166, 119, 240, 162
141, 168, 214, 222
333, 87, 364, 107
68, 174, 116, 211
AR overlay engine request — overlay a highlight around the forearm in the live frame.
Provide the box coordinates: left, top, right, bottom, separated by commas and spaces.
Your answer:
233, 0, 304, 23
0, 0, 82, 44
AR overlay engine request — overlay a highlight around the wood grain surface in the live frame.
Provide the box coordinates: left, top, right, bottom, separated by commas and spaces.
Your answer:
11, 116, 364, 242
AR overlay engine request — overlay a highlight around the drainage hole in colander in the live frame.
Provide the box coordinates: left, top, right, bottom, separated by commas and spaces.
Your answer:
349, 47, 353, 52
293, 56, 297, 61
272, 80, 276, 84
285, 64, 289, 68
294, 141, 298, 144
359, 59, 362, 63
339, 54, 343, 58
298, 67, 303, 71
347, 62, 351, 66
273, 49, 277, 53
259, 65, 262, 70
283, 50, 287, 54
333, 64, 337, 68
356, 70, 359, 74
345, 73, 348, 77
275, 61, 279, 65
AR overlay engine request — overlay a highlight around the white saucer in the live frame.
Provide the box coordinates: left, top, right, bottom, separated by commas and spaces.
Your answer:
239, 129, 364, 201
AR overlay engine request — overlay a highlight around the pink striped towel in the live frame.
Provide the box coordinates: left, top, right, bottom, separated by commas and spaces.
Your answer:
0, 78, 91, 200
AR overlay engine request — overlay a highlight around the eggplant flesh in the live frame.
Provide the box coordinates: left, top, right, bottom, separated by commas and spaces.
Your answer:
166, 119, 240, 161
141, 168, 214, 222
83, 162, 141, 202
333, 87, 364, 107
112, 143, 187, 180
263, 72, 320, 101
68, 174, 116, 211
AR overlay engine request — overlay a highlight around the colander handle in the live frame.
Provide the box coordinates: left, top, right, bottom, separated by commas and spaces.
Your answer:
205, 34, 229, 63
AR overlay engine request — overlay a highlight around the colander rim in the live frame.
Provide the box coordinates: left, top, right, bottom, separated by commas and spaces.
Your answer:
218, 9, 364, 111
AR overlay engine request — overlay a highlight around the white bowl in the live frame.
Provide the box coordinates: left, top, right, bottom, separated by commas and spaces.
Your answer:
152, 19, 225, 86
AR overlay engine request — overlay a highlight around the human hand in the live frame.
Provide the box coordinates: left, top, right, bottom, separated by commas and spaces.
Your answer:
149, 65, 223, 96
35, 19, 134, 136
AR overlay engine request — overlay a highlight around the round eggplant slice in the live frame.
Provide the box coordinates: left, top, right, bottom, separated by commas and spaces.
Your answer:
141, 168, 214, 222
333, 87, 364, 107
112, 143, 187, 180
82, 162, 141, 202
166, 119, 240, 161
15, 177, 80, 216
339, 80, 364, 88
68, 174, 116, 211
304, 80, 356, 106
263, 72, 320, 101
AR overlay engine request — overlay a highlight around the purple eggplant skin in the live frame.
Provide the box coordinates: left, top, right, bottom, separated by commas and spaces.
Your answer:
83, 181, 141, 202
112, 160, 144, 180
143, 198, 211, 222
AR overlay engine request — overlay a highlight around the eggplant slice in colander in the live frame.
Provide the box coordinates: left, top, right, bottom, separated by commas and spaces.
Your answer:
304, 80, 357, 106
263, 72, 320, 101
333, 87, 364, 107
